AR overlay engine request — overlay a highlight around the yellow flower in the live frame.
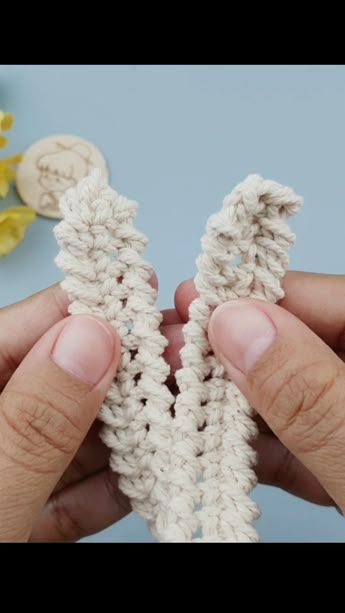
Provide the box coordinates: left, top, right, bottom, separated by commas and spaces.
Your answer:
0, 153, 23, 197
0, 111, 14, 131
0, 111, 33, 254
0, 112, 15, 149
0, 207, 36, 256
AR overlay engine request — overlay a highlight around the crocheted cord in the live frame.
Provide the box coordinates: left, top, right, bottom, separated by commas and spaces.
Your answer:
55, 170, 175, 523
154, 174, 302, 542
54, 169, 302, 542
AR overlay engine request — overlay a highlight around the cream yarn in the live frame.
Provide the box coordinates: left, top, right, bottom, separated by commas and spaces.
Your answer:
54, 169, 302, 542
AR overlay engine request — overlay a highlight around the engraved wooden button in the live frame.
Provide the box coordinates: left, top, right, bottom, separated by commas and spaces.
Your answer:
16, 134, 109, 219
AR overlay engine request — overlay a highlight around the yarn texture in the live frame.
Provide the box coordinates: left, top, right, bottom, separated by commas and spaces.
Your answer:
54, 169, 302, 542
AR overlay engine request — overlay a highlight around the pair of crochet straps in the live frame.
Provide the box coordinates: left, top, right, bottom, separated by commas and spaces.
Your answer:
54, 169, 302, 542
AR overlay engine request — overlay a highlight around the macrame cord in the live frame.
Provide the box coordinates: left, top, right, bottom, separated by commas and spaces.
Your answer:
54, 169, 302, 542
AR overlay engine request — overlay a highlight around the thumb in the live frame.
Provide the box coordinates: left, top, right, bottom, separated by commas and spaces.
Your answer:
0, 315, 120, 541
208, 299, 345, 513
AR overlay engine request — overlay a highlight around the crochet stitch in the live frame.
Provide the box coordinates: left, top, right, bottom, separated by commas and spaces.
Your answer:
54, 169, 302, 542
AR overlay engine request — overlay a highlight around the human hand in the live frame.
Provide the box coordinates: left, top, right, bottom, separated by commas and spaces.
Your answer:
0, 283, 126, 541
174, 272, 345, 511
0, 275, 185, 542
4, 270, 339, 543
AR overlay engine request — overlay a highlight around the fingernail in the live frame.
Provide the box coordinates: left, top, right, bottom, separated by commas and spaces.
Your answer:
52, 316, 116, 385
209, 301, 277, 374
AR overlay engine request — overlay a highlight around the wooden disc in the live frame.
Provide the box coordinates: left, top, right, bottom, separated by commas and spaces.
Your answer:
16, 134, 109, 219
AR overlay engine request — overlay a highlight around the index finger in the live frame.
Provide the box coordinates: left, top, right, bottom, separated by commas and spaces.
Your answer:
0, 284, 69, 389
0, 273, 159, 390
174, 271, 345, 349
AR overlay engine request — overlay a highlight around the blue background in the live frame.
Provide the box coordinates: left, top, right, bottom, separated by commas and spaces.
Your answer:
1, 65, 344, 542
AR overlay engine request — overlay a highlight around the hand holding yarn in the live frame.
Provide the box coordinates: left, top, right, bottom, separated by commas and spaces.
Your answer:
55, 171, 305, 541
0, 272, 344, 542
176, 272, 345, 513
0, 280, 184, 542
0, 285, 124, 541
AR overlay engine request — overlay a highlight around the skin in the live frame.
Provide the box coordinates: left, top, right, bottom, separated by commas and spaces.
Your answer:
0, 271, 344, 542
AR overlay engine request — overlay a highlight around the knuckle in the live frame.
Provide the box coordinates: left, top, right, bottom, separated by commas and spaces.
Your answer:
0, 379, 83, 471
251, 350, 345, 453
49, 493, 84, 542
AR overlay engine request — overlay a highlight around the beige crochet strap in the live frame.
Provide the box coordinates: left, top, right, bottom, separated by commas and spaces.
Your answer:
55, 170, 175, 521
54, 170, 302, 542
153, 174, 302, 542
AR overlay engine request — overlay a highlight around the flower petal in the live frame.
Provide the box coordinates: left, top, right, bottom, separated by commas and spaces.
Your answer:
0, 206, 36, 225
0, 206, 36, 256
0, 153, 23, 165
0, 179, 9, 198
0, 221, 25, 256
0, 112, 14, 131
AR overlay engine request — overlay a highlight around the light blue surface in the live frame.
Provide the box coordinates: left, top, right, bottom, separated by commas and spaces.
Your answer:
1, 65, 344, 542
